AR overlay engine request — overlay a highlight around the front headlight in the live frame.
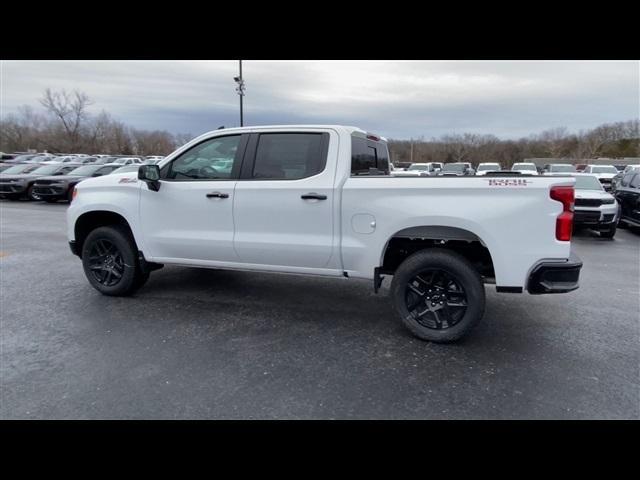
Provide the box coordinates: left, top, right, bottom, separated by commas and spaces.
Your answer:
602, 198, 615, 204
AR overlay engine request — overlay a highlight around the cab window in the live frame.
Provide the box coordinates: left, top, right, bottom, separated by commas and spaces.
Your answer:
164, 135, 241, 180
251, 133, 327, 180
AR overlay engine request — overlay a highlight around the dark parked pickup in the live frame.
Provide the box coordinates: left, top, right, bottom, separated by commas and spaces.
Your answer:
615, 171, 640, 228
32, 164, 119, 202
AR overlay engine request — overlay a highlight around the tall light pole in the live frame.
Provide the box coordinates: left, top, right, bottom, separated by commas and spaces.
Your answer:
233, 60, 245, 127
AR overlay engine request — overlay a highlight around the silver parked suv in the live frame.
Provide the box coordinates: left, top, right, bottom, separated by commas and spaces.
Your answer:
572, 174, 619, 238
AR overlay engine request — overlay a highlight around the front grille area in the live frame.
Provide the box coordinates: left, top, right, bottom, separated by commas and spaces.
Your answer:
574, 211, 601, 223
575, 198, 602, 207
33, 185, 64, 195
0, 184, 23, 193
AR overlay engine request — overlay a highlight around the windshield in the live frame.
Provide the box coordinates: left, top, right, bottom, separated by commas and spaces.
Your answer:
2, 164, 37, 174
477, 164, 500, 171
574, 175, 604, 190
550, 165, 576, 172
31, 165, 62, 175
590, 166, 618, 174
512, 164, 536, 171
408, 164, 429, 171
443, 163, 466, 172
68, 165, 100, 176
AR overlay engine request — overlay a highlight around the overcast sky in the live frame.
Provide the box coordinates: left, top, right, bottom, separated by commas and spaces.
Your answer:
1, 60, 638, 140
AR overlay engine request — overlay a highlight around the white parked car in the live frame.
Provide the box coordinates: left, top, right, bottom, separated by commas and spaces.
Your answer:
580, 164, 619, 191
438, 162, 474, 176
542, 164, 577, 176
67, 125, 582, 343
571, 174, 619, 238
104, 157, 142, 167
511, 163, 539, 175
391, 162, 440, 177
475, 162, 502, 176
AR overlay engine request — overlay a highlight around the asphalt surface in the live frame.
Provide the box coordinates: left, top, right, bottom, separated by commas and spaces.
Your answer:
1, 200, 639, 419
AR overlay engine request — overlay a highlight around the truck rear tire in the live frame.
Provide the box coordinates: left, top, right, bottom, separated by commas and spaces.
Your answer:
390, 249, 485, 343
81, 225, 148, 296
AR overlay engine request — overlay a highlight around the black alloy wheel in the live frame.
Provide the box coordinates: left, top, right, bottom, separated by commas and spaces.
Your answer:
390, 249, 485, 343
405, 269, 468, 330
87, 238, 125, 287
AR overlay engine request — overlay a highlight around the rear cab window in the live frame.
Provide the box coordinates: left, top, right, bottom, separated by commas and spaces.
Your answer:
351, 134, 390, 176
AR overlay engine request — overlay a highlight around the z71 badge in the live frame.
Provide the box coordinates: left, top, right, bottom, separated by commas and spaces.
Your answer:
486, 178, 532, 187
118, 177, 138, 184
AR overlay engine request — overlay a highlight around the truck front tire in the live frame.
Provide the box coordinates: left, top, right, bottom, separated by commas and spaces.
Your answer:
390, 249, 486, 343
81, 225, 149, 296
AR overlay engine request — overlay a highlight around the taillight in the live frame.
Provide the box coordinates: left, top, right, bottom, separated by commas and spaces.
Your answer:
71, 187, 78, 201
550, 185, 574, 241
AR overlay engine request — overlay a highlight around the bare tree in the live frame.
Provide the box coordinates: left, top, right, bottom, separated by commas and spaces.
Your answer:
39, 88, 93, 151
539, 127, 570, 158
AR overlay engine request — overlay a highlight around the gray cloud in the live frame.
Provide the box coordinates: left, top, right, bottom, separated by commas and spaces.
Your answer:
1, 60, 638, 139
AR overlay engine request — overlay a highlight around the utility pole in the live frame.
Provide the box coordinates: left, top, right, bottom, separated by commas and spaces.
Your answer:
233, 60, 246, 127
410, 140, 414, 163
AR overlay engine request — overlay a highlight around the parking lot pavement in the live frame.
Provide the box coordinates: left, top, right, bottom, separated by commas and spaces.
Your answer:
1, 200, 639, 419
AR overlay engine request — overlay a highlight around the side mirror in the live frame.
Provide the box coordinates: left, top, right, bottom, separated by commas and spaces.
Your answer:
138, 165, 161, 191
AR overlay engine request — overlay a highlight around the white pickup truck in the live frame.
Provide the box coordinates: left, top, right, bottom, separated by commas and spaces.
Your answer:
67, 125, 582, 342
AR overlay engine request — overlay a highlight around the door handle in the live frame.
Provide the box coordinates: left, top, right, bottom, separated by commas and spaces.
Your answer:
206, 191, 229, 199
301, 193, 327, 200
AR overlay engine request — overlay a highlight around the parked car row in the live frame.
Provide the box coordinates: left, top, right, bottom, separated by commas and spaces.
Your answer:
0, 152, 164, 166
0, 162, 144, 202
0, 152, 165, 178
390, 162, 636, 193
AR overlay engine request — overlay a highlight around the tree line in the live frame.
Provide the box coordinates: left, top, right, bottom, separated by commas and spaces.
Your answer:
1, 88, 638, 164
0, 88, 193, 156
387, 121, 639, 167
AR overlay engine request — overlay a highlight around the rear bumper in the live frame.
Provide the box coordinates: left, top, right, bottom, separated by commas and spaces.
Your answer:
527, 253, 582, 294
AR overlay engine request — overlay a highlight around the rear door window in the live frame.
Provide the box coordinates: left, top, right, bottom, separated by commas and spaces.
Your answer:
251, 133, 328, 180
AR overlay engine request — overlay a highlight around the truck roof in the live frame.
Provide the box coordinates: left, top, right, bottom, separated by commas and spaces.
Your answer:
198, 125, 387, 142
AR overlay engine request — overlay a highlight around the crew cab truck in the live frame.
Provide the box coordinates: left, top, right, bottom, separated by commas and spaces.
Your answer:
67, 125, 582, 343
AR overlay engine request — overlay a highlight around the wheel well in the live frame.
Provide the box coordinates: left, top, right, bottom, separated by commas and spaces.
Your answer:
380, 227, 495, 280
74, 211, 134, 258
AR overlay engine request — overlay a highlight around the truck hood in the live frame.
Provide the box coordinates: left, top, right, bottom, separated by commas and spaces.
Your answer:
76, 171, 141, 189
0, 174, 45, 181
34, 175, 89, 183
575, 189, 614, 200
392, 170, 428, 176
590, 173, 617, 180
